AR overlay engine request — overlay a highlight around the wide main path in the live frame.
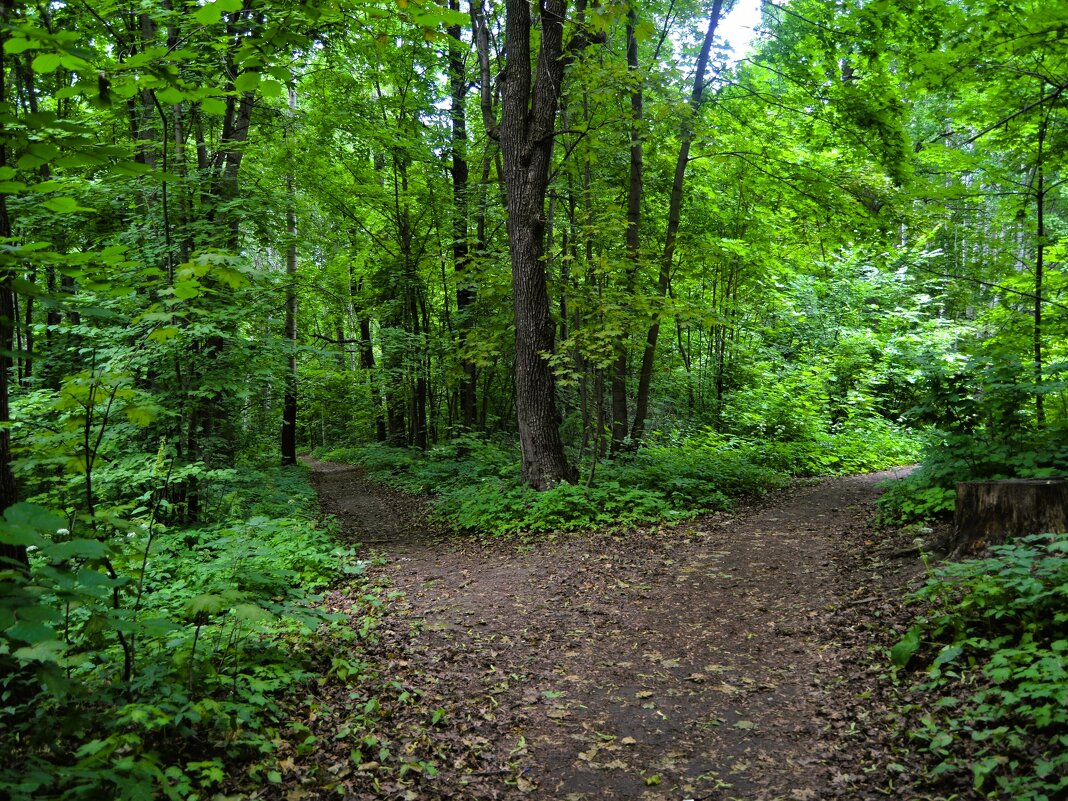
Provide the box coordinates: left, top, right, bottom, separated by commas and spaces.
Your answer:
307, 461, 920, 801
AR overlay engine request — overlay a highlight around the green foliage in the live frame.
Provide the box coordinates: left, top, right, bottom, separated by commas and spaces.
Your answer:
0, 467, 367, 801
878, 424, 1068, 523
891, 534, 1068, 800
324, 422, 915, 537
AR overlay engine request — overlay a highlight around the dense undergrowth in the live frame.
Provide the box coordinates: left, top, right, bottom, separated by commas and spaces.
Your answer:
321, 416, 918, 536
878, 427, 1068, 523
889, 534, 1068, 800
0, 464, 371, 801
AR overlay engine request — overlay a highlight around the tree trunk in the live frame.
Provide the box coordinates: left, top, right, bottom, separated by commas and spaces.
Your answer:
1033, 86, 1046, 428
449, 1, 477, 430
281, 87, 298, 466
611, 8, 644, 455
631, 0, 723, 444
953, 479, 1068, 555
498, 0, 578, 489
0, 0, 26, 570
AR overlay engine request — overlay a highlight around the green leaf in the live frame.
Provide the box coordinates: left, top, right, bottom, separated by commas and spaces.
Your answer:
42, 538, 108, 562
891, 627, 922, 668
234, 71, 260, 93
147, 326, 181, 343
194, 0, 244, 25
42, 196, 93, 214
31, 52, 62, 74
13, 639, 67, 664
156, 87, 185, 105
124, 404, 158, 426
185, 593, 232, 617
929, 643, 962, 676
59, 55, 89, 71
6, 619, 56, 645
172, 280, 201, 299
232, 603, 274, 622
200, 97, 227, 115
4, 38, 37, 55
4, 503, 64, 534
259, 79, 284, 99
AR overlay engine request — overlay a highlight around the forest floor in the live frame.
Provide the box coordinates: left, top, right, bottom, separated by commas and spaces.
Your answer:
283, 459, 949, 801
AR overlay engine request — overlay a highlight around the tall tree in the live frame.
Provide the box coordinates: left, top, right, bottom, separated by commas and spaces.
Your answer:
0, 0, 26, 570
449, 0, 478, 431
631, 0, 725, 444
282, 85, 299, 466
610, 4, 645, 454
497, 0, 585, 488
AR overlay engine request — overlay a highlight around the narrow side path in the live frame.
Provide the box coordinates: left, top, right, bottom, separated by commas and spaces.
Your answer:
304, 462, 922, 801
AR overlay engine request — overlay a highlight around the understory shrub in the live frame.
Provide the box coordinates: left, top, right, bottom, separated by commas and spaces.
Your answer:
0, 467, 367, 801
877, 427, 1068, 523
323, 420, 915, 537
890, 534, 1068, 800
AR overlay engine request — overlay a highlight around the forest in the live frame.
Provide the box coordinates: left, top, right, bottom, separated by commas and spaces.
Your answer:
1, 0, 1066, 798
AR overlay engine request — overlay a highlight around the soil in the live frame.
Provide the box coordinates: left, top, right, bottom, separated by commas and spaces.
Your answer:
286, 460, 957, 801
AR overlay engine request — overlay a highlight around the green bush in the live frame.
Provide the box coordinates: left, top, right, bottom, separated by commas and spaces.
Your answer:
327, 421, 916, 536
0, 467, 367, 801
890, 534, 1068, 799
878, 427, 1068, 523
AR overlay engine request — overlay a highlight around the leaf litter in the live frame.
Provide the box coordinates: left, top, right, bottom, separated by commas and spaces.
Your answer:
248, 462, 965, 800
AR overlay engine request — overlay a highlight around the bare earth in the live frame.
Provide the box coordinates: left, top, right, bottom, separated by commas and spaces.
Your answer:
291, 459, 939, 801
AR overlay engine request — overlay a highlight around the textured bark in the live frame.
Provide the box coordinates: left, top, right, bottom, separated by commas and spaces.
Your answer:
631, 1, 723, 444
499, 0, 578, 489
953, 479, 1068, 555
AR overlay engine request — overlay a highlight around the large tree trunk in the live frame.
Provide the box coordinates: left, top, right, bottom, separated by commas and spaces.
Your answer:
953, 479, 1068, 555
631, 1, 723, 444
499, 0, 578, 488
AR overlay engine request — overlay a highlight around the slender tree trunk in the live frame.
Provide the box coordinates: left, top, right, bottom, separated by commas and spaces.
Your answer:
357, 307, 387, 442
498, 0, 580, 488
631, 0, 723, 444
281, 87, 298, 466
1033, 90, 1046, 428
0, 0, 26, 570
611, 8, 644, 454
450, 2, 477, 430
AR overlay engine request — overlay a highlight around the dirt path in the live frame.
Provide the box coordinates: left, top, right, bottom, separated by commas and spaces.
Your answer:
302, 460, 927, 801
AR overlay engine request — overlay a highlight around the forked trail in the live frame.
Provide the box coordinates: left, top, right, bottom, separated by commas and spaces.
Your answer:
305, 460, 922, 801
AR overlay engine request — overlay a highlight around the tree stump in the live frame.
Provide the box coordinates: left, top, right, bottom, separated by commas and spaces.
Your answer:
953, 479, 1068, 556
